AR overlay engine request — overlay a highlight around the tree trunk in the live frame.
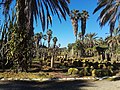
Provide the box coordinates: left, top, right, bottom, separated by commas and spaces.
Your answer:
16, 0, 33, 72
51, 55, 54, 68
48, 42, 50, 48
24, 0, 34, 72
16, 0, 26, 72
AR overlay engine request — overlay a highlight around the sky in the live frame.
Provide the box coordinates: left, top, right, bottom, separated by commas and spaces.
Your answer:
34, 0, 110, 47
0, 0, 111, 47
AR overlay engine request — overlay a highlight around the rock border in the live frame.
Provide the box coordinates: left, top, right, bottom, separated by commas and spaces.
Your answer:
0, 76, 119, 81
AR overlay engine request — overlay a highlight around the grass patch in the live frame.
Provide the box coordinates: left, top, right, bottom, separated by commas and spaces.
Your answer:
0, 72, 53, 79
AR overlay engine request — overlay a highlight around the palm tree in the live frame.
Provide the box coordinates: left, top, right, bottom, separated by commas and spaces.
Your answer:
70, 9, 80, 41
79, 10, 89, 39
105, 28, 120, 54
39, 32, 43, 46
85, 33, 98, 48
84, 33, 98, 56
34, 32, 43, 48
43, 34, 47, 46
51, 37, 58, 68
93, 0, 120, 37
2, 0, 70, 31
47, 29, 52, 48
1, 0, 70, 72
78, 32, 82, 40
73, 40, 84, 57
97, 37, 105, 46
53, 37, 58, 48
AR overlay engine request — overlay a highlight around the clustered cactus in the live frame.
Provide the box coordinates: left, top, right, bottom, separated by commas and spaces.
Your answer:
67, 59, 117, 77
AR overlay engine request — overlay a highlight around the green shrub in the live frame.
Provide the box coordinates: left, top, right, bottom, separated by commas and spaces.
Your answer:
93, 61, 98, 69
92, 69, 97, 77
103, 64, 107, 69
79, 66, 91, 76
73, 61, 78, 67
63, 62, 68, 67
84, 66, 91, 76
77, 60, 83, 67
98, 64, 103, 69
79, 69, 84, 76
96, 69, 113, 77
47, 62, 50, 66
68, 68, 79, 75
96, 69, 103, 77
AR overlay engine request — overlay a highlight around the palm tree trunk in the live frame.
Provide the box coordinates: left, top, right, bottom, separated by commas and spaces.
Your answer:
81, 18, 86, 39
48, 42, 50, 48
110, 22, 115, 37
16, 0, 34, 72
24, 0, 34, 72
76, 35, 77, 41
16, 0, 26, 72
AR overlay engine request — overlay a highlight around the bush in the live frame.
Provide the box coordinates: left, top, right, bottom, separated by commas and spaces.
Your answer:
84, 66, 91, 76
95, 69, 113, 77
79, 66, 91, 76
73, 61, 78, 67
68, 68, 79, 75
93, 61, 98, 69
79, 69, 84, 76
77, 60, 83, 67
96, 69, 103, 77
92, 69, 97, 77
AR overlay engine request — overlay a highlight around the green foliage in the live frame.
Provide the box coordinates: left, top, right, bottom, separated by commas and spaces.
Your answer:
116, 46, 120, 54
73, 60, 79, 67
68, 68, 79, 75
92, 69, 97, 77
94, 69, 113, 77
79, 66, 91, 76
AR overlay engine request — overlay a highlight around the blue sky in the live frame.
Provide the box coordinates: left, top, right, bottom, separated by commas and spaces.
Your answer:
34, 0, 110, 47
0, 0, 110, 47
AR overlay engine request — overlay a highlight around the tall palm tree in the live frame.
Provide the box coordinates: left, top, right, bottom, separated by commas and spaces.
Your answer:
51, 36, 58, 68
78, 32, 82, 40
34, 32, 43, 48
70, 9, 80, 41
47, 29, 52, 48
53, 37, 58, 48
79, 10, 89, 39
43, 34, 47, 46
39, 32, 43, 46
2, 0, 70, 31
1, 0, 70, 72
93, 0, 120, 37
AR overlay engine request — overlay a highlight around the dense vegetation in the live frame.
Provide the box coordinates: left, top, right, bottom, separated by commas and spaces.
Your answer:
0, 0, 120, 78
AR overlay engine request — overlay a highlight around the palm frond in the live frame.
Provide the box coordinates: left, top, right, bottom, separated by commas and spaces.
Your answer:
93, 0, 108, 14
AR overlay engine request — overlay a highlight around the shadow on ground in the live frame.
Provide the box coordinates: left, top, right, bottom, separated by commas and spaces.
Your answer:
0, 80, 92, 90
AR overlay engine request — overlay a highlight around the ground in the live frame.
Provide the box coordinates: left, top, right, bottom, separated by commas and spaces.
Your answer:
0, 80, 120, 90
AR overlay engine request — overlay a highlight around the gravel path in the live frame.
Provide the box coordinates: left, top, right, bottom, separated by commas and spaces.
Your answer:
0, 80, 120, 90
81, 80, 120, 90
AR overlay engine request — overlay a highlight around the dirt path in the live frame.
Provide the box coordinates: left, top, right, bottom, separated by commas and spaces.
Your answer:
0, 80, 120, 90
81, 80, 120, 90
